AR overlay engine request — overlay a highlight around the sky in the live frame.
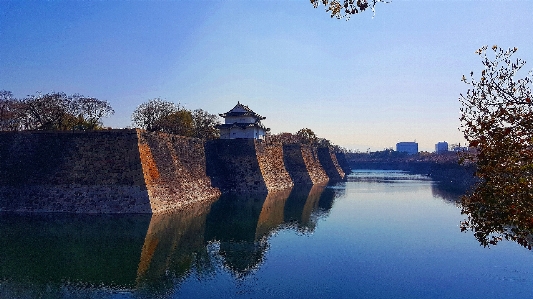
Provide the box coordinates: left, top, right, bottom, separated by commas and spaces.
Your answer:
1, 0, 532, 152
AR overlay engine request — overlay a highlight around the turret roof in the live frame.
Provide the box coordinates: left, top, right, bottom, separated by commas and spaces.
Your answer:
219, 102, 266, 120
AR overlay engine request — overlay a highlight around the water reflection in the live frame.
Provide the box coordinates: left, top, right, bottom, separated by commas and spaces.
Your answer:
0, 213, 151, 295
431, 182, 468, 203
136, 200, 214, 296
0, 184, 338, 297
460, 182, 533, 250
204, 185, 334, 278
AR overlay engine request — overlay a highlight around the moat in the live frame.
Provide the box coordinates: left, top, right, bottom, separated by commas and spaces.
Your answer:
2, 170, 533, 298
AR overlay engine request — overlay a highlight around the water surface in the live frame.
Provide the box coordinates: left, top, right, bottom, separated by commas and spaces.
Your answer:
1, 170, 532, 298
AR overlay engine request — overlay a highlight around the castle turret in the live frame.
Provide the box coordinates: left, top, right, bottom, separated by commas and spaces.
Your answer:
217, 102, 270, 139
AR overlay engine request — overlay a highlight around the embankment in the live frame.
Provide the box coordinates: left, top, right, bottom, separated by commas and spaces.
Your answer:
0, 130, 220, 214
0, 130, 346, 213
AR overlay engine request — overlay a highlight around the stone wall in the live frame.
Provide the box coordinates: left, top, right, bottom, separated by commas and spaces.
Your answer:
205, 139, 293, 193
0, 130, 220, 214
0, 130, 346, 214
335, 152, 352, 175
283, 144, 329, 185
137, 130, 220, 213
0, 130, 151, 213
255, 142, 294, 192
317, 147, 345, 182
205, 139, 267, 193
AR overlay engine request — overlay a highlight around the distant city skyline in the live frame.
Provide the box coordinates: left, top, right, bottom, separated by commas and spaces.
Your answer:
2, 0, 532, 152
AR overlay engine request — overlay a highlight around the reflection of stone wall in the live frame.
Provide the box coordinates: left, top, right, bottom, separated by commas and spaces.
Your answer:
0, 213, 151, 288
136, 199, 213, 291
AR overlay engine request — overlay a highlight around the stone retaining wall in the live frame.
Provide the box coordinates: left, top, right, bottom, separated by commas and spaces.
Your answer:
283, 144, 329, 185
0, 130, 220, 214
317, 147, 345, 182
0, 130, 346, 213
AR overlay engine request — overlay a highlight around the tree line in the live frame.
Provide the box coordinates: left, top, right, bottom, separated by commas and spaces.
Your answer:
266, 127, 346, 152
0, 91, 114, 131
131, 98, 220, 139
0, 91, 220, 139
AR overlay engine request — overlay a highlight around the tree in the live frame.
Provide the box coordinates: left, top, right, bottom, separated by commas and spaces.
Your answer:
459, 45, 533, 249
132, 99, 221, 139
0, 91, 114, 131
157, 109, 194, 136
131, 98, 179, 131
296, 128, 318, 145
310, 0, 385, 19
191, 109, 220, 139
70, 95, 114, 130
21, 92, 72, 130
0, 90, 23, 131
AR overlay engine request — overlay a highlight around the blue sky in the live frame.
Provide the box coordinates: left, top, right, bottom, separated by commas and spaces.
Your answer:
1, 0, 532, 151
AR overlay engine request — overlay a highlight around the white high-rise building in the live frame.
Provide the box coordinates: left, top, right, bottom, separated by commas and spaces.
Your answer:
396, 142, 418, 155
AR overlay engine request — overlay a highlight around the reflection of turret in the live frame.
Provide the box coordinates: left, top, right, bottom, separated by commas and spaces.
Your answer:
204, 192, 271, 277
204, 185, 332, 277
136, 199, 215, 293
0, 213, 151, 292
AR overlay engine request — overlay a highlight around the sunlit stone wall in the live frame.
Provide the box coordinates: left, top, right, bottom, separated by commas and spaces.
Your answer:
136, 130, 221, 214
255, 142, 294, 192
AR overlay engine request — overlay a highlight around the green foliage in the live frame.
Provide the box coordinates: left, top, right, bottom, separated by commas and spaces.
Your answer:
131, 99, 220, 139
459, 45, 533, 249
296, 128, 318, 145
192, 109, 220, 140
0, 91, 114, 131
158, 109, 194, 136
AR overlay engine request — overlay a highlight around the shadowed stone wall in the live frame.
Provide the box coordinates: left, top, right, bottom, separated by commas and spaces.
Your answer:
335, 152, 352, 175
0, 130, 151, 213
317, 147, 345, 182
283, 144, 329, 185
0, 131, 345, 214
205, 139, 293, 193
0, 130, 220, 214
205, 139, 267, 193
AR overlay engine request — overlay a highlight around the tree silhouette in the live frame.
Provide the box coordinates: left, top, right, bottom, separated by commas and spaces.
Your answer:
310, 0, 385, 19
459, 45, 533, 249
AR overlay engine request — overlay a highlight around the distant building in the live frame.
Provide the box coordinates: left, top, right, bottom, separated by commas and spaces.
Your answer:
452, 143, 469, 152
217, 102, 270, 140
435, 141, 449, 154
396, 142, 418, 155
